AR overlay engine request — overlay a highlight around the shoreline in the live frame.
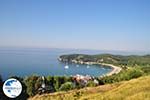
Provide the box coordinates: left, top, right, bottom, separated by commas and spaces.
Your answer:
99, 63, 122, 77
58, 57, 122, 77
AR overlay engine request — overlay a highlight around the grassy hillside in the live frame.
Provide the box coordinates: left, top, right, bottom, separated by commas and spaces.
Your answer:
29, 75, 150, 100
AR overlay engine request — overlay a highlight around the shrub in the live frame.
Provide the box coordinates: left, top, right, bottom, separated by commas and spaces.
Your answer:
127, 68, 143, 79
59, 82, 74, 91
99, 68, 144, 84
86, 81, 97, 87
140, 66, 150, 75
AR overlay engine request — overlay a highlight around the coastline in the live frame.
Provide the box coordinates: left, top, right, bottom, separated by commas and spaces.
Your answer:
99, 63, 122, 77
58, 57, 122, 77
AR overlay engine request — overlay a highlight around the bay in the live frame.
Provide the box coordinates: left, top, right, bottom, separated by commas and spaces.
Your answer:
0, 48, 112, 80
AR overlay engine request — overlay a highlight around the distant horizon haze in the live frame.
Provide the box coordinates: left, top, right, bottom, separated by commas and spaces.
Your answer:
0, 0, 150, 52
0, 46, 149, 55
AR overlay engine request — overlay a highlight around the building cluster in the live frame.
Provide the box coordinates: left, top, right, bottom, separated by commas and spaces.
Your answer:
72, 74, 99, 86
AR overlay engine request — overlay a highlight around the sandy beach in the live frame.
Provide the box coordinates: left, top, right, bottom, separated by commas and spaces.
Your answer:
100, 63, 122, 76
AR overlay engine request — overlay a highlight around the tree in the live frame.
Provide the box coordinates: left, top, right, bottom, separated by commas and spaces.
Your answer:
53, 76, 60, 91
24, 75, 39, 96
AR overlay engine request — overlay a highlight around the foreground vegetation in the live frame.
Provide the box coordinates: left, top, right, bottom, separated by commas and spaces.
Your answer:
29, 75, 150, 100
0, 54, 150, 100
0, 66, 148, 100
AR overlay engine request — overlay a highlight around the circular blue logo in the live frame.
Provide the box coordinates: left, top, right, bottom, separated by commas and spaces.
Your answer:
3, 78, 22, 98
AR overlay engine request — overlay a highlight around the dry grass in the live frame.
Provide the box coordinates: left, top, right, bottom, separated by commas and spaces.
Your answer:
29, 75, 150, 100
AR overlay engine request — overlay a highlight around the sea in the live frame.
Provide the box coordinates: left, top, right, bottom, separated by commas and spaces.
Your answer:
0, 47, 132, 80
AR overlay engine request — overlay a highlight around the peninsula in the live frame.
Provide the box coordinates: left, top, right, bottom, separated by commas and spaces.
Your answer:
58, 54, 150, 77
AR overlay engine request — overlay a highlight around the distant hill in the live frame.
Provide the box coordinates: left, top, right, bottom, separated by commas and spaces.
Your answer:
59, 54, 150, 67
29, 75, 150, 100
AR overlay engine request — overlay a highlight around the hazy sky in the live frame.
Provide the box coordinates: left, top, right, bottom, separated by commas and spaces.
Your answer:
0, 0, 150, 52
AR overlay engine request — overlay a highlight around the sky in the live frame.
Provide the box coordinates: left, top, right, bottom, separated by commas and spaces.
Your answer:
0, 0, 150, 52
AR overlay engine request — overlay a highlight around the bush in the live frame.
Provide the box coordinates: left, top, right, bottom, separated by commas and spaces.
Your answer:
86, 81, 97, 87
59, 82, 74, 91
140, 66, 150, 75
126, 68, 143, 79
99, 68, 144, 84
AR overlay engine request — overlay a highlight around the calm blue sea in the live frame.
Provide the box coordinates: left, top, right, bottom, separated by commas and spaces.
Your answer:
0, 48, 113, 80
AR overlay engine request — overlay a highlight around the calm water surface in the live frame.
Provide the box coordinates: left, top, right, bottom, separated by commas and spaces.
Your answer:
0, 48, 112, 80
